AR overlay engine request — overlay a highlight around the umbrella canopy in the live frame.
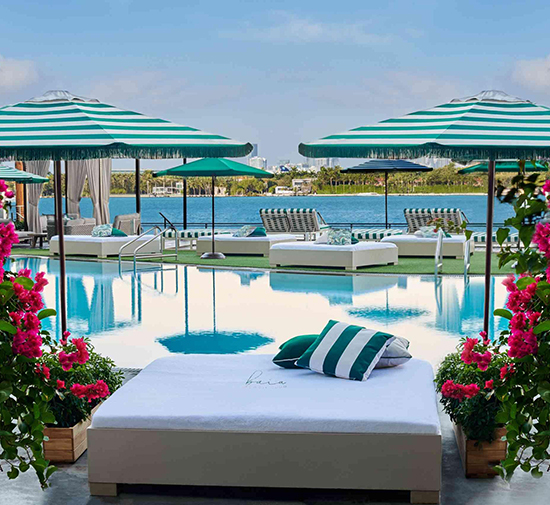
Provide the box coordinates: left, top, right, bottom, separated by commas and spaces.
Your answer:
0, 164, 48, 183
299, 90, 550, 160
458, 160, 548, 174
341, 159, 432, 227
154, 158, 273, 259
341, 159, 433, 173
299, 90, 550, 334
0, 90, 252, 160
154, 157, 274, 178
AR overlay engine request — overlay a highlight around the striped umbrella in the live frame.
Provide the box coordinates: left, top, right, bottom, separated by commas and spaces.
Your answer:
300, 90, 550, 333
0, 90, 252, 334
0, 164, 48, 183
0, 90, 252, 160
341, 159, 432, 228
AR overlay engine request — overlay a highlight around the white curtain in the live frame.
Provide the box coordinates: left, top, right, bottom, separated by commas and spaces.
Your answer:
25, 161, 50, 233
87, 158, 111, 225
65, 160, 88, 217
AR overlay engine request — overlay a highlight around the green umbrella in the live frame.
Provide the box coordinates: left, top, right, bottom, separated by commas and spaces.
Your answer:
299, 90, 550, 334
458, 160, 548, 174
154, 158, 273, 259
0, 164, 49, 183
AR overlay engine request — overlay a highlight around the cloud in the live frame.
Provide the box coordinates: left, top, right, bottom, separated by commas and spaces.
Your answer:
313, 71, 461, 113
512, 55, 550, 91
0, 55, 39, 92
224, 12, 391, 46
86, 71, 245, 114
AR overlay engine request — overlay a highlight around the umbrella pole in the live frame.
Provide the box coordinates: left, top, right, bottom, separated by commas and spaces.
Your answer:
54, 160, 67, 335
135, 159, 141, 214
201, 175, 225, 260
182, 158, 187, 229
483, 158, 496, 334
385, 172, 389, 229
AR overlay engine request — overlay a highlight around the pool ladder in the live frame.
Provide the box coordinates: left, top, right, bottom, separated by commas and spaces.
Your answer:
118, 225, 179, 275
435, 230, 471, 279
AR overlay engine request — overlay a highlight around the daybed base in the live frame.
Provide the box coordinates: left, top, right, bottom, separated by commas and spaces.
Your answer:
88, 429, 441, 503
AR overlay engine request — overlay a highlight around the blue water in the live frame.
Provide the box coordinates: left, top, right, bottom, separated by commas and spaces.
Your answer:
7, 256, 509, 369
38, 194, 514, 230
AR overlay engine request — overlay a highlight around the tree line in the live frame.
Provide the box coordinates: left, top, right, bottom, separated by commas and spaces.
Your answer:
37, 164, 516, 197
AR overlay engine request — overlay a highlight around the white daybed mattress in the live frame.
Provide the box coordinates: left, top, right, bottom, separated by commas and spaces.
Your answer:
92, 354, 440, 435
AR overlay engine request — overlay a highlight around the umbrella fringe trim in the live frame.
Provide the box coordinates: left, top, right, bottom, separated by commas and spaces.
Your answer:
0, 143, 253, 161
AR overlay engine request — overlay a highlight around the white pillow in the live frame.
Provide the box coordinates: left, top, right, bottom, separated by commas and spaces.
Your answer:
375, 336, 411, 368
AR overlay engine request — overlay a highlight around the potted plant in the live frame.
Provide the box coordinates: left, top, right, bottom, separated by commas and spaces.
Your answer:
435, 343, 510, 477
39, 336, 123, 463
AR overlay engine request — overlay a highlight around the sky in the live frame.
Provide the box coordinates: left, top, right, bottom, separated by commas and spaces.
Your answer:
2, 0, 550, 169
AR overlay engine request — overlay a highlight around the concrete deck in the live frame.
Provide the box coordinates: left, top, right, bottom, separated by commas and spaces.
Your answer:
1, 406, 548, 505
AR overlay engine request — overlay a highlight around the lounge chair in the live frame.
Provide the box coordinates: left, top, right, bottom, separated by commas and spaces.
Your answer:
260, 208, 330, 239
50, 235, 161, 259
382, 208, 473, 259
196, 233, 297, 257
46, 215, 97, 240
269, 241, 398, 270
88, 354, 441, 503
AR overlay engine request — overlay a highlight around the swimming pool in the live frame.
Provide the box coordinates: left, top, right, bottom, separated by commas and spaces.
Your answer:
8, 257, 509, 369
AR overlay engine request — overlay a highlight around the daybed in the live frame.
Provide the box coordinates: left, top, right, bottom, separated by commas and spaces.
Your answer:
50, 235, 161, 258
196, 234, 297, 257
88, 354, 441, 503
380, 234, 472, 259
269, 241, 398, 270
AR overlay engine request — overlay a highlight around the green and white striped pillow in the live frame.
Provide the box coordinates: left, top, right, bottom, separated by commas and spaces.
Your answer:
295, 320, 396, 381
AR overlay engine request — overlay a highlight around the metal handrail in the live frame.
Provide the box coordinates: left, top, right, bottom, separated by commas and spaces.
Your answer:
435, 229, 444, 275
133, 228, 178, 273
118, 226, 161, 274
464, 238, 472, 279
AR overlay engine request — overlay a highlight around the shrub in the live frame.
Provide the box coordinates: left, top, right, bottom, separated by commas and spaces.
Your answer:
435, 347, 509, 442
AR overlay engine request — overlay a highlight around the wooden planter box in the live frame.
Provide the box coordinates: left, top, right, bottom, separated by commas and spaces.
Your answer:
43, 405, 99, 463
453, 423, 507, 478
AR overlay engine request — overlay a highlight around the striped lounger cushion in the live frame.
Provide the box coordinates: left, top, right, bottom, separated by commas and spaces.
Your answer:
471, 231, 519, 243
352, 229, 404, 240
163, 229, 232, 239
296, 320, 396, 381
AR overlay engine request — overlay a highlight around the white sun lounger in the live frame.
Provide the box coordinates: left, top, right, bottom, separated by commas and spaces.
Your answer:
88, 354, 441, 503
381, 234, 472, 259
50, 235, 161, 258
196, 234, 297, 257
269, 241, 398, 270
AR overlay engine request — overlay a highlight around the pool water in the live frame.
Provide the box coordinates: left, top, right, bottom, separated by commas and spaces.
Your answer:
8, 257, 509, 369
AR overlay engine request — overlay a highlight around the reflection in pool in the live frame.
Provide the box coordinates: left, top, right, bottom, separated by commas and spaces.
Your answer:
8, 256, 509, 369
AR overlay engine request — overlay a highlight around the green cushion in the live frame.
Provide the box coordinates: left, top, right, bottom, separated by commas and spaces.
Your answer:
249, 226, 267, 237
295, 320, 396, 381
273, 334, 318, 369
351, 236, 359, 244
111, 227, 128, 237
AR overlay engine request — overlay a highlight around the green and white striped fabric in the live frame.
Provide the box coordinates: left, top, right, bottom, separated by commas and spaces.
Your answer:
162, 229, 232, 239
0, 90, 252, 160
471, 231, 519, 243
352, 228, 404, 240
295, 320, 396, 381
299, 90, 550, 159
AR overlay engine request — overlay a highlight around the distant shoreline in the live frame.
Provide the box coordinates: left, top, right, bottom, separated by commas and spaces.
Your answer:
42, 192, 489, 199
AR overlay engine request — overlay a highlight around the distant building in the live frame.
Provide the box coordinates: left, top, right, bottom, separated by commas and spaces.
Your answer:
249, 144, 259, 158
249, 156, 267, 170
274, 186, 293, 195
292, 178, 314, 194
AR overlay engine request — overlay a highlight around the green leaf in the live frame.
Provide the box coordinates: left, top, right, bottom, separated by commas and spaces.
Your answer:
532, 468, 544, 478
534, 321, 550, 335
7, 467, 19, 479
37, 309, 56, 320
14, 276, 34, 290
41, 411, 56, 424
495, 411, 508, 424
45, 465, 57, 479
19, 462, 29, 473
494, 308, 513, 320
496, 227, 510, 246
516, 276, 535, 290
520, 462, 531, 472
0, 320, 16, 335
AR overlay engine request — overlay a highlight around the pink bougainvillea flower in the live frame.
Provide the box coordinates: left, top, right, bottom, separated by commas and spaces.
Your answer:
56, 380, 65, 390
485, 379, 494, 390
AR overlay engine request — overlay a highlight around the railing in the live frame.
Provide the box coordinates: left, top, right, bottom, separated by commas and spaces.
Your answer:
141, 220, 507, 232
